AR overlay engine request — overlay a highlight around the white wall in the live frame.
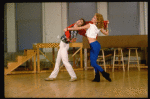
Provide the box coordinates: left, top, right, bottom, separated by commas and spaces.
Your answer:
139, 2, 148, 35
139, 2, 145, 35
97, 2, 108, 20
61, 3, 68, 35
44, 3, 61, 43
144, 2, 148, 35
6, 3, 16, 52
42, 2, 67, 52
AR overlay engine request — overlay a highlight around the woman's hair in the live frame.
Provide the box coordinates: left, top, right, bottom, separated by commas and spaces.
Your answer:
95, 13, 104, 29
79, 18, 86, 26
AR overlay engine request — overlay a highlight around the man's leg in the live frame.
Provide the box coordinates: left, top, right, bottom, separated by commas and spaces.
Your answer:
61, 47, 77, 81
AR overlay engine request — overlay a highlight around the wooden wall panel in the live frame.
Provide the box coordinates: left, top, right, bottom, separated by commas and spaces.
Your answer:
83, 35, 148, 48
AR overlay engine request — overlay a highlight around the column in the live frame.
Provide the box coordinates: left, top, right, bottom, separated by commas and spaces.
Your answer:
6, 3, 16, 52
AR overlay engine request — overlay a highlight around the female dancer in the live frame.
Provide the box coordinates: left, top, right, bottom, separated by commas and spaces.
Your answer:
66, 13, 111, 82
45, 18, 86, 82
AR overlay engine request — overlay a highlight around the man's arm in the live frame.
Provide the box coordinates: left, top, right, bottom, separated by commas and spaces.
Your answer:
68, 24, 90, 31
63, 23, 75, 41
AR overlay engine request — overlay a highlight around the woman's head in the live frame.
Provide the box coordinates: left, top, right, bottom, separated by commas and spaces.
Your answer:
91, 13, 104, 29
76, 18, 86, 26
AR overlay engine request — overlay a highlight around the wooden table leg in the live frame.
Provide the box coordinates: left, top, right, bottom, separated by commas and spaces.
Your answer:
37, 48, 40, 73
80, 47, 83, 69
52, 47, 55, 67
73, 47, 76, 68
29, 58, 33, 70
145, 47, 148, 65
118, 48, 121, 65
34, 53, 36, 73
84, 48, 87, 70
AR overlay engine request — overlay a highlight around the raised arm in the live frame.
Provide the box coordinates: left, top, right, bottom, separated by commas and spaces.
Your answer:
101, 20, 109, 36
100, 28, 109, 36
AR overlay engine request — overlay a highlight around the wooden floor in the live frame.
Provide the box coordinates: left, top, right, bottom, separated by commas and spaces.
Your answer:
4, 68, 148, 98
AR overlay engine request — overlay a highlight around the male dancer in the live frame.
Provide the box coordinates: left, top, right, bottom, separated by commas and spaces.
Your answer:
45, 18, 86, 82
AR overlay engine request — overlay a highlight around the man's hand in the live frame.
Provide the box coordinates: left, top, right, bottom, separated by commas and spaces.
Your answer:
66, 38, 70, 41
64, 28, 68, 32
70, 38, 77, 43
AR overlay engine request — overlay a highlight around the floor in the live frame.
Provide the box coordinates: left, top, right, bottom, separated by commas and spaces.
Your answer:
4, 68, 148, 98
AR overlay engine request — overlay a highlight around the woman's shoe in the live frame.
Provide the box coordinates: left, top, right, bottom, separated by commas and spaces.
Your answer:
92, 72, 100, 82
101, 71, 111, 82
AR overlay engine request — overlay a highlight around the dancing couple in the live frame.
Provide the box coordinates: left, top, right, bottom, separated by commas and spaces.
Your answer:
45, 13, 111, 82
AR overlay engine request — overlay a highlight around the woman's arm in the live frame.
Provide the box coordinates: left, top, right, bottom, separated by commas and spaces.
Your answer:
100, 28, 109, 36
100, 20, 109, 36
68, 24, 90, 31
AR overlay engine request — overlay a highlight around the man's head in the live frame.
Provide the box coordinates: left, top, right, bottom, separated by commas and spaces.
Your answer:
76, 18, 86, 26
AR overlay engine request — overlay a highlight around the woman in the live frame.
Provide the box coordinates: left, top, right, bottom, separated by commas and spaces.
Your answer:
66, 13, 111, 82
45, 18, 86, 82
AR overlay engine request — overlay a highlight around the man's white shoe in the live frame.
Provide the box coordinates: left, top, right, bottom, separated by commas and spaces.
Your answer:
45, 78, 56, 81
69, 78, 77, 82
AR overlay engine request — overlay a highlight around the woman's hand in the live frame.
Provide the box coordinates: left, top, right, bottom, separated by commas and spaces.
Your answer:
106, 20, 109, 24
106, 20, 109, 28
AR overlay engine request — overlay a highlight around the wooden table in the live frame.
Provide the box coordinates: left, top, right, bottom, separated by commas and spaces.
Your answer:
33, 43, 83, 73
